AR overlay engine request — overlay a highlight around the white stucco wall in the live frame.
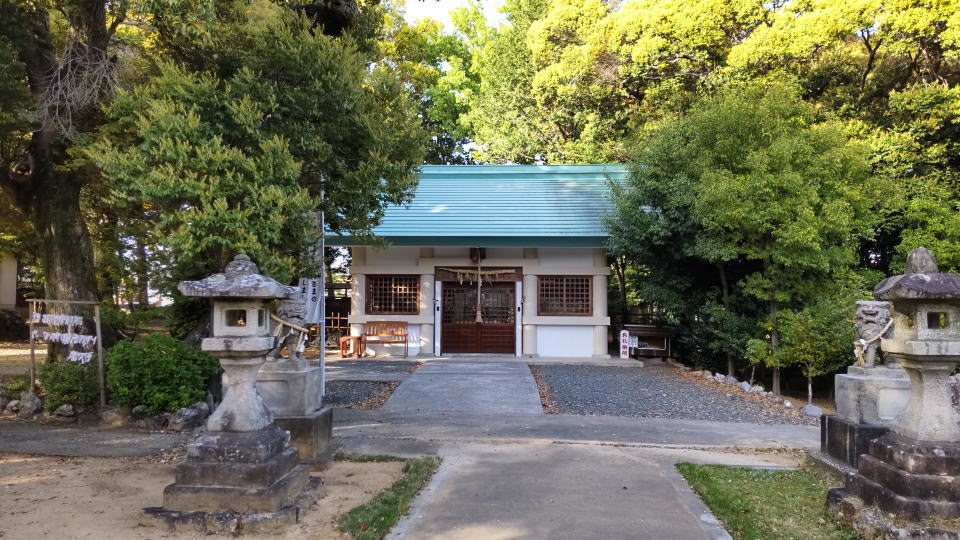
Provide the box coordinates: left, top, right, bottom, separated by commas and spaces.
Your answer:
538, 247, 595, 267
536, 326, 594, 357
347, 246, 610, 358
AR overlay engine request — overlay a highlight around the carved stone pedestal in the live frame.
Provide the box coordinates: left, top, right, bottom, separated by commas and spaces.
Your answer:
257, 363, 322, 418
274, 408, 335, 466
143, 426, 323, 534
835, 366, 910, 425
821, 415, 890, 469
257, 361, 333, 465
823, 365, 910, 468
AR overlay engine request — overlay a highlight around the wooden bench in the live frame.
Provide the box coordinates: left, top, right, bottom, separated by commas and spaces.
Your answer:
362, 321, 409, 358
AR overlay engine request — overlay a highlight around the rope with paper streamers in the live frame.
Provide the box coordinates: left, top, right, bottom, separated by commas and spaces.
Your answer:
437, 267, 515, 285
32, 330, 98, 347
271, 313, 310, 354
30, 313, 84, 327
854, 318, 894, 366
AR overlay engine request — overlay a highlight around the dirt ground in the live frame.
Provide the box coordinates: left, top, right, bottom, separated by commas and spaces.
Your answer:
0, 341, 41, 376
0, 453, 405, 539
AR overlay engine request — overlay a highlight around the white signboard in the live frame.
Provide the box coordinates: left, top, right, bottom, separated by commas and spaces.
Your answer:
619, 330, 630, 359
299, 277, 323, 325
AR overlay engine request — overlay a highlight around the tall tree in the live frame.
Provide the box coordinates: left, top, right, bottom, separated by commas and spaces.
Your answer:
609, 83, 875, 393
0, 1, 127, 305
84, 5, 427, 288
375, 1, 476, 164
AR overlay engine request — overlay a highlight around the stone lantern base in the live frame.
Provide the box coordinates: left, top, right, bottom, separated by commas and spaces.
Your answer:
829, 432, 960, 522
142, 425, 323, 534
257, 363, 335, 465
821, 365, 910, 468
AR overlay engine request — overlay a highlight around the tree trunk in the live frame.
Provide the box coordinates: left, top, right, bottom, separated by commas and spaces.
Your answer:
807, 375, 813, 405
612, 257, 629, 326
31, 168, 100, 360
717, 263, 735, 377
135, 239, 149, 308
769, 298, 781, 395
31, 171, 100, 304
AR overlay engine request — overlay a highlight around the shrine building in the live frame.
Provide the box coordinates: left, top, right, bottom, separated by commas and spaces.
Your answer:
329, 164, 626, 358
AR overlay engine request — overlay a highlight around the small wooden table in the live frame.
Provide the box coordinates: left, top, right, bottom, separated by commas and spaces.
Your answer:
339, 336, 363, 358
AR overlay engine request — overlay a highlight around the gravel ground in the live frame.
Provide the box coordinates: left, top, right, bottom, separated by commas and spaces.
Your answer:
530, 364, 817, 425
322, 380, 400, 409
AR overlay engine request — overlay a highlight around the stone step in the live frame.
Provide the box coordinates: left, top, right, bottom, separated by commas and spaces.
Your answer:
163, 463, 311, 514
175, 446, 300, 489
846, 471, 960, 522
869, 433, 960, 476
858, 454, 960, 502
186, 425, 289, 464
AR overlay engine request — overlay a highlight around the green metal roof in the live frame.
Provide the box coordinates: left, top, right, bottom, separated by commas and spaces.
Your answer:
329, 164, 627, 247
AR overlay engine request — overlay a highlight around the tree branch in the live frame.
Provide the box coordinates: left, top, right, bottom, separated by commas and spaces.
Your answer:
106, 0, 128, 39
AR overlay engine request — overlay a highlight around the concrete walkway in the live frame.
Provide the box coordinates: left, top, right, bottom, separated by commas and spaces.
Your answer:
388, 444, 726, 540
334, 358, 818, 540
383, 361, 543, 415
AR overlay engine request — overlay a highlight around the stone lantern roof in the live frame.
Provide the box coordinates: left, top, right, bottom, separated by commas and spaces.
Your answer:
874, 247, 960, 301
178, 254, 299, 299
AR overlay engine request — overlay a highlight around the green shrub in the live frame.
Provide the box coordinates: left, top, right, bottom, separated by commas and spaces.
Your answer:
0, 309, 27, 340
1, 374, 31, 396
39, 361, 99, 411
99, 304, 169, 341
106, 334, 219, 413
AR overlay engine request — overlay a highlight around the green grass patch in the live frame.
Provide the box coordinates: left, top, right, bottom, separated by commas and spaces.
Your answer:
334, 451, 407, 463
339, 456, 441, 540
677, 461, 858, 540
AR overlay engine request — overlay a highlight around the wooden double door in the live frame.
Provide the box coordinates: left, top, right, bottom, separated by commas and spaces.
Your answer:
441, 283, 515, 354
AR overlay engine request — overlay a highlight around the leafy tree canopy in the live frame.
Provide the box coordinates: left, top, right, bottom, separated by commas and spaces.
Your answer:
83, 4, 427, 286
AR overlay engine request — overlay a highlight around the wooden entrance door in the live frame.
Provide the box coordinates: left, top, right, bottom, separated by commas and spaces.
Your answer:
441, 284, 516, 353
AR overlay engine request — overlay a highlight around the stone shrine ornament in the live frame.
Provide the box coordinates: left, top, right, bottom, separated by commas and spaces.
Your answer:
853, 300, 893, 367
177, 254, 299, 432
829, 247, 960, 527
143, 254, 321, 534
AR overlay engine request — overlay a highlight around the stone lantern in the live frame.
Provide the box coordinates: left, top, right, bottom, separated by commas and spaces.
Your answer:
143, 255, 321, 534
831, 248, 960, 524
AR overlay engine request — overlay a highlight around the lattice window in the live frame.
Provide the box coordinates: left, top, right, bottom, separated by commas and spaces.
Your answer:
367, 275, 420, 315
538, 276, 592, 316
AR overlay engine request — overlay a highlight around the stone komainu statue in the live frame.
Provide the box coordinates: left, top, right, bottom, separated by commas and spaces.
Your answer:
273, 295, 307, 363
854, 300, 893, 367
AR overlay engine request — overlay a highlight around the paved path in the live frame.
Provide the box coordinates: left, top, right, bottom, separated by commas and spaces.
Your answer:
334, 358, 818, 540
383, 361, 543, 415
387, 444, 725, 540
334, 409, 819, 450
325, 359, 419, 382
0, 418, 189, 457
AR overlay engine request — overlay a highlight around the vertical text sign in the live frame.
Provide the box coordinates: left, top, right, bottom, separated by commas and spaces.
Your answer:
619, 330, 630, 359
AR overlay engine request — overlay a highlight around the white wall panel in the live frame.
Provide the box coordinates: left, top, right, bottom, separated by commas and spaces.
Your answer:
538, 248, 594, 268
536, 326, 593, 357
434, 247, 468, 258
367, 246, 419, 266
